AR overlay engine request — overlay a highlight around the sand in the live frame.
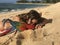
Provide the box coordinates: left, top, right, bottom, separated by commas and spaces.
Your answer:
0, 2, 60, 45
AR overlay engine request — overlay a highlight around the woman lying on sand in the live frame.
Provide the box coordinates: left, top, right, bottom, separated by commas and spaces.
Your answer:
0, 15, 39, 36
0, 10, 50, 36
3, 15, 39, 31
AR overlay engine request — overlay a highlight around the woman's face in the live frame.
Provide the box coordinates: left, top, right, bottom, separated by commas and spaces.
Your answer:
27, 18, 38, 24
31, 19, 37, 24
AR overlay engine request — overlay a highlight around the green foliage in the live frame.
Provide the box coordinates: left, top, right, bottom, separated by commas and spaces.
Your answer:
17, 0, 28, 3
46, 0, 60, 3
17, 0, 60, 3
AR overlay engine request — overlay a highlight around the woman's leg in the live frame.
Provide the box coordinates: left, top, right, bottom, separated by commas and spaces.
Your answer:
3, 19, 16, 30
0, 21, 4, 30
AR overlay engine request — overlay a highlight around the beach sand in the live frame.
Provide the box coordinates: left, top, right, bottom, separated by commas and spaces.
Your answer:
0, 2, 60, 45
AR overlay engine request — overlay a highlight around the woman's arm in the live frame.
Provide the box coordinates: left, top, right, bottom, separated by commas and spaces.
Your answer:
3, 19, 13, 26
35, 19, 48, 29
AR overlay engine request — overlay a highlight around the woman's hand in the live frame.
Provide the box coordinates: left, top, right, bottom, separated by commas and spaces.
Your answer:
35, 24, 42, 29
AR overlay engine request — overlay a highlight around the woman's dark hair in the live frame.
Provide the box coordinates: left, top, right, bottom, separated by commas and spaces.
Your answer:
27, 10, 42, 19
18, 10, 42, 23
26, 10, 42, 23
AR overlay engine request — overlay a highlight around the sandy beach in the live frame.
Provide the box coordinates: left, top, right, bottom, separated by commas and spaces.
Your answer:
0, 2, 60, 45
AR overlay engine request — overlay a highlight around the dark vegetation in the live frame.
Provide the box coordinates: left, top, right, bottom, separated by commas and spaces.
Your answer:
17, 0, 60, 3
